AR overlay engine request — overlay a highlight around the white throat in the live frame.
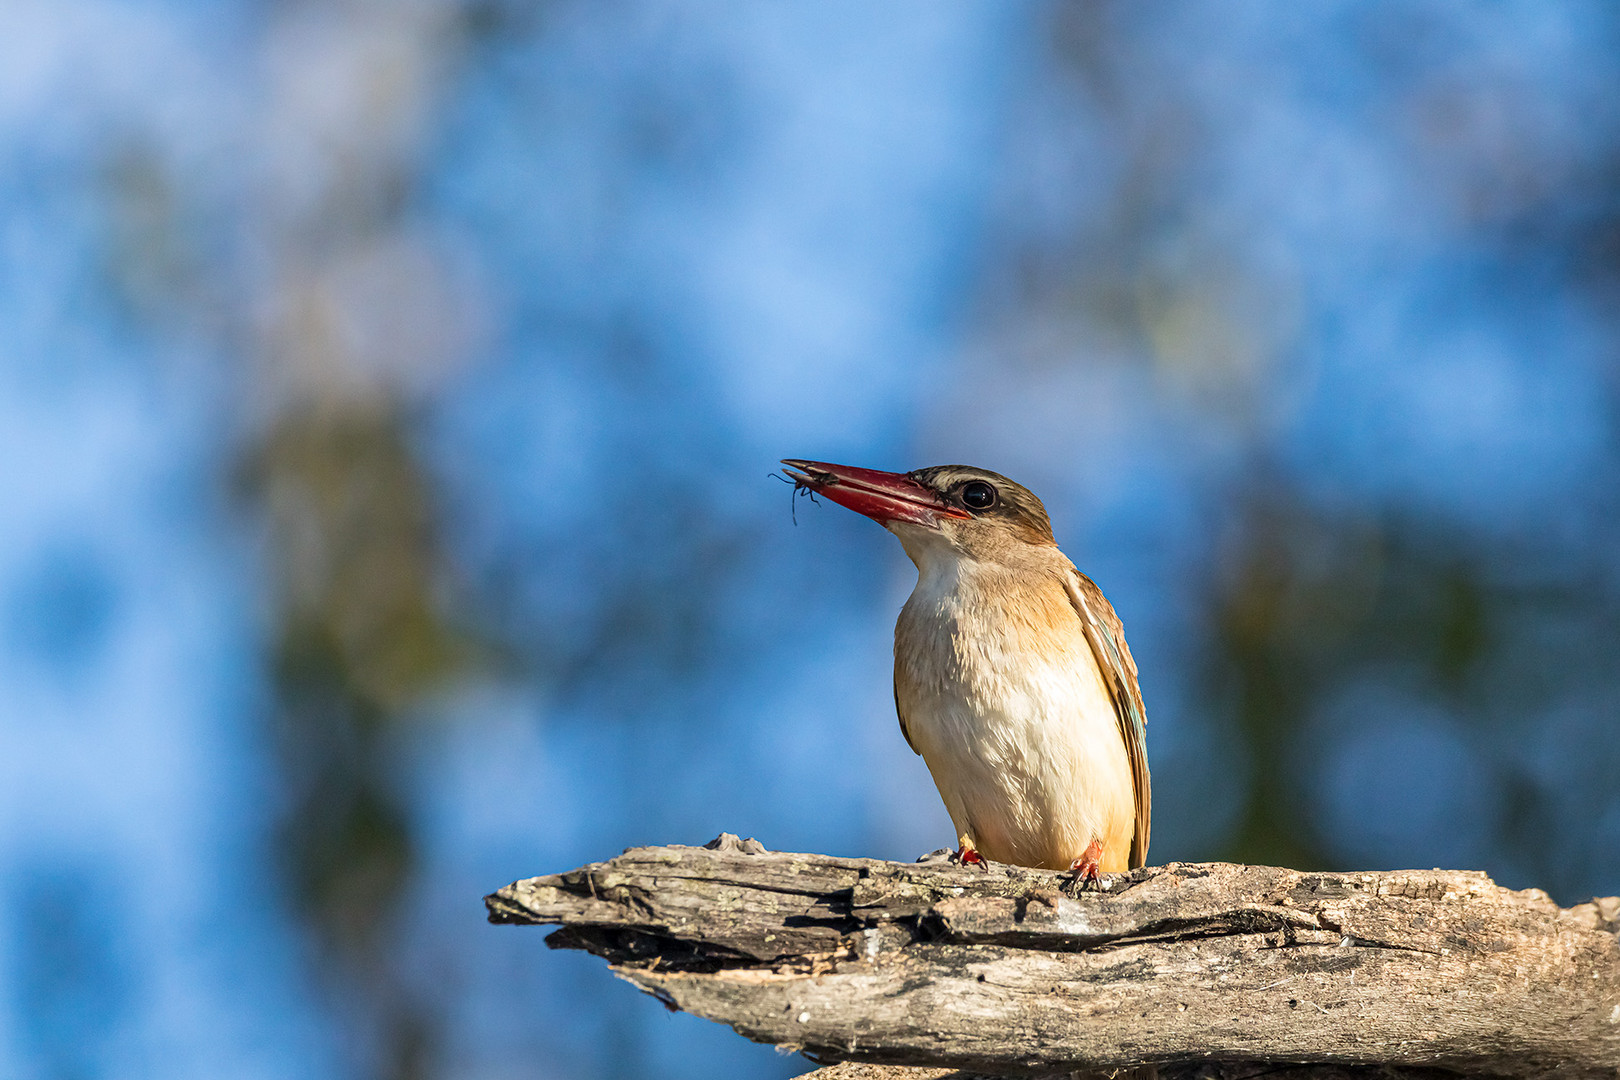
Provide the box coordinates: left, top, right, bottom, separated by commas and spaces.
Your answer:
886, 521, 968, 584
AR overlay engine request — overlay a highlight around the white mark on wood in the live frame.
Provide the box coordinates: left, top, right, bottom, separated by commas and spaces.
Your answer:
1056, 899, 1095, 935
797, 1011, 810, 1024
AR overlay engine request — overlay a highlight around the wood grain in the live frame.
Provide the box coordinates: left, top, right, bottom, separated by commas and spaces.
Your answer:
487, 835, 1620, 1078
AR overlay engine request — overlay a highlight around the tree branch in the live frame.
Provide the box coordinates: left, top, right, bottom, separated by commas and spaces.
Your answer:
486, 835, 1620, 1079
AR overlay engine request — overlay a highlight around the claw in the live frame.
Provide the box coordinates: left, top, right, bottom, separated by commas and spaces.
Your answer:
952, 836, 986, 869
1066, 838, 1105, 891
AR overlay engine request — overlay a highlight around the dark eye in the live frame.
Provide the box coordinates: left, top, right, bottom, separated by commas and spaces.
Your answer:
960, 481, 997, 510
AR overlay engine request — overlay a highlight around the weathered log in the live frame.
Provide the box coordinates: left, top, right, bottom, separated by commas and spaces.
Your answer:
485, 835, 1620, 1079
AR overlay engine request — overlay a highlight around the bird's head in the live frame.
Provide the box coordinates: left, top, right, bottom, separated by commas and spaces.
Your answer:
781, 459, 1056, 570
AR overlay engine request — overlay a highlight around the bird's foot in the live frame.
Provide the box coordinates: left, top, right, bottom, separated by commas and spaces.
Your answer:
1065, 839, 1106, 893
951, 837, 986, 869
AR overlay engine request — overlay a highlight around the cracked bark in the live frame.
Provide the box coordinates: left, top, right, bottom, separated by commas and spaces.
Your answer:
486, 835, 1620, 1079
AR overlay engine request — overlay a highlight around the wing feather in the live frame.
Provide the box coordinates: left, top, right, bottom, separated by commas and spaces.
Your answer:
893, 680, 919, 755
1060, 569, 1151, 868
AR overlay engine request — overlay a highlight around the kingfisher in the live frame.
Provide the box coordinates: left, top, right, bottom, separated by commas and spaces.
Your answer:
781, 459, 1150, 882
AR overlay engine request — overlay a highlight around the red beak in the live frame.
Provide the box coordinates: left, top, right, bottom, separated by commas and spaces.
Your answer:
780, 459, 970, 528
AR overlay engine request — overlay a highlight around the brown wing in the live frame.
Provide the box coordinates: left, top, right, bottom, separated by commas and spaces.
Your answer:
1060, 568, 1151, 868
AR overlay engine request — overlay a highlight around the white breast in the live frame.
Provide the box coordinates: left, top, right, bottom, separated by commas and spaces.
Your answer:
891, 546, 1136, 870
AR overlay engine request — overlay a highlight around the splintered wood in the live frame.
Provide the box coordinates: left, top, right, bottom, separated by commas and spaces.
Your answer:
487, 835, 1620, 1079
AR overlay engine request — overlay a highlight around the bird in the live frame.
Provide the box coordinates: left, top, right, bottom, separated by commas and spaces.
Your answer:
780, 459, 1149, 882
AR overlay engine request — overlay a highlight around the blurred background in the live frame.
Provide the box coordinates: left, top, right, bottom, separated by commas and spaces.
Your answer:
3, 1, 1619, 1077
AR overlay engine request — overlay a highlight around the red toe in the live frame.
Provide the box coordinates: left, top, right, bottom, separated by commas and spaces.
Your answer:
1068, 838, 1105, 887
